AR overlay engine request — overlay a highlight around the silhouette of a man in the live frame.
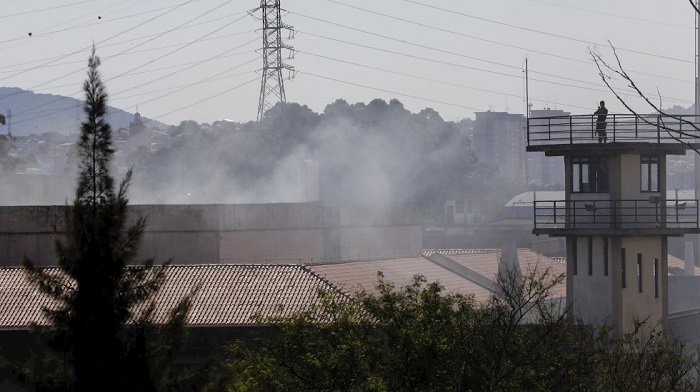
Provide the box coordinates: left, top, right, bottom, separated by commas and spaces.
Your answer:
594, 100, 608, 143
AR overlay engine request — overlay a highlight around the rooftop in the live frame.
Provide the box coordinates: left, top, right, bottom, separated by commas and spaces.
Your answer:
3, 249, 691, 330
0, 264, 349, 329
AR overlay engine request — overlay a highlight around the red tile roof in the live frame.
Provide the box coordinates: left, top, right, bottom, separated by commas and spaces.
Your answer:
308, 257, 495, 302
668, 254, 700, 276
433, 249, 567, 299
0, 264, 349, 329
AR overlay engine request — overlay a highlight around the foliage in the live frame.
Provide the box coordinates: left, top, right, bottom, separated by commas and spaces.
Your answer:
594, 318, 700, 392
19, 47, 198, 392
225, 265, 700, 392
127, 99, 487, 208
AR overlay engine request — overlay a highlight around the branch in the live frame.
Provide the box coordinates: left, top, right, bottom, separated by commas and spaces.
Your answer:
690, 0, 700, 15
590, 43, 700, 155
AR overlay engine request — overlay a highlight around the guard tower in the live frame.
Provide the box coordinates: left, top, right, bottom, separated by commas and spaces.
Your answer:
527, 113, 700, 333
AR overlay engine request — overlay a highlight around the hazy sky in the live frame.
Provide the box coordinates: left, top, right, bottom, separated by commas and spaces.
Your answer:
0, 0, 696, 126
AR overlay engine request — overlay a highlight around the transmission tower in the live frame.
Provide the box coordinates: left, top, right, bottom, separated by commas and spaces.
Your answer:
256, 0, 295, 123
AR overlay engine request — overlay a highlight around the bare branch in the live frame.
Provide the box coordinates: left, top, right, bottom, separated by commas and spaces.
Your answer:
590, 43, 700, 155
690, 0, 700, 15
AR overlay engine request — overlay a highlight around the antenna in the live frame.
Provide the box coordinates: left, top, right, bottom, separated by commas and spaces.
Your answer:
256, 0, 295, 123
525, 57, 530, 121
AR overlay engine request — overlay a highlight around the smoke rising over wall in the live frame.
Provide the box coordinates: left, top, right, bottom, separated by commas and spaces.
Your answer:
126, 98, 477, 206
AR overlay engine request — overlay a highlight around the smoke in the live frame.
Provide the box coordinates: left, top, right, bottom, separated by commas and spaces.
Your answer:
122, 98, 475, 206
0, 98, 476, 208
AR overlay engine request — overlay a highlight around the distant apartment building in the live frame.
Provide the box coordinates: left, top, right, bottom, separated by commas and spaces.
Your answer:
473, 111, 526, 183
472, 109, 568, 188
528, 108, 569, 188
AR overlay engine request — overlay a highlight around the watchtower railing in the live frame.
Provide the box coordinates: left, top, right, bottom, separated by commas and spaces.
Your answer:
527, 114, 700, 146
533, 199, 699, 231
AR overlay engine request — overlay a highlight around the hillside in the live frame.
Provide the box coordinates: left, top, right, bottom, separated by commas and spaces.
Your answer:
0, 87, 169, 136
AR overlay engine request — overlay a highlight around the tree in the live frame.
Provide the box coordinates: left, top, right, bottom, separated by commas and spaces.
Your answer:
226, 267, 578, 391
588, 0, 700, 153
20, 47, 196, 391
593, 318, 700, 391
225, 264, 700, 391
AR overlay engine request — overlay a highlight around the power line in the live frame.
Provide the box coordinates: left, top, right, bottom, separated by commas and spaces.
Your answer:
0, 0, 200, 87
13, 39, 256, 121
298, 71, 484, 112
0, 0, 96, 20
151, 76, 260, 121
297, 30, 691, 105
109, 37, 258, 98
299, 50, 592, 111
326, 0, 692, 85
291, 12, 691, 103
21, 49, 257, 104
401, 0, 693, 64
11, 64, 259, 126
0, 29, 255, 75
527, 0, 692, 30
104, 9, 249, 84
115, 68, 257, 106
0, 1, 139, 51
6, 0, 248, 118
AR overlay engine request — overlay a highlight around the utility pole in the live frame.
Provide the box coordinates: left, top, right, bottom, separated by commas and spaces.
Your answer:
6, 109, 11, 137
256, 0, 295, 123
694, 0, 700, 266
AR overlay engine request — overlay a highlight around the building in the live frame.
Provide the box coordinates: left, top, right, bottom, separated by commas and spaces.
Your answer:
0, 248, 568, 391
472, 111, 525, 182
0, 202, 422, 267
526, 112, 700, 334
528, 108, 568, 187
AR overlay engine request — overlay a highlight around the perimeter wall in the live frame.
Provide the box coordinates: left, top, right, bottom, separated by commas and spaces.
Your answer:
0, 202, 422, 266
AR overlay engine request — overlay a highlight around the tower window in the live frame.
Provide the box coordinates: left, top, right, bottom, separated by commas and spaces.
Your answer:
637, 253, 643, 293
604, 238, 609, 276
641, 155, 659, 192
572, 157, 608, 193
621, 248, 626, 289
588, 237, 593, 276
455, 201, 465, 213
654, 258, 659, 298
572, 238, 577, 276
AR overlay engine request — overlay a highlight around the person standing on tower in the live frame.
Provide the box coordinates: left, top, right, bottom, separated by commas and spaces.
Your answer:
594, 100, 608, 143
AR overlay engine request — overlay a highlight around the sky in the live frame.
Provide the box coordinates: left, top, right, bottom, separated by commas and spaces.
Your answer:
0, 0, 696, 126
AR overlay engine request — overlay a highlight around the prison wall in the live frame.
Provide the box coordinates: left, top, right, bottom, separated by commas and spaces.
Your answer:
0, 202, 421, 266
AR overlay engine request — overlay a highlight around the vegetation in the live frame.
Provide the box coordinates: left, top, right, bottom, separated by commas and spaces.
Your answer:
225, 268, 700, 392
127, 100, 495, 212
19, 47, 198, 391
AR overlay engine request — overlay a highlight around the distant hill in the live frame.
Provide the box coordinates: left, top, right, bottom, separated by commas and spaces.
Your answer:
0, 87, 170, 136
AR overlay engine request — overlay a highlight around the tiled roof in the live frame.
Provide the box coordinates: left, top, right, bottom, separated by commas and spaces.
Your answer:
308, 257, 494, 302
442, 249, 568, 299
0, 264, 349, 329
668, 254, 700, 276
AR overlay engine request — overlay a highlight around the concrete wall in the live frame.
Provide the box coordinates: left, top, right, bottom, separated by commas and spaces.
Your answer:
669, 276, 700, 314
0, 175, 74, 206
567, 235, 668, 334
570, 236, 614, 325
669, 309, 700, 353
617, 236, 667, 333
0, 202, 422, 266
334, 202, 422, 260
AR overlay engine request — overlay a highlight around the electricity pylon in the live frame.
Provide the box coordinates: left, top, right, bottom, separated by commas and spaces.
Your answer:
256, 0, 295, 123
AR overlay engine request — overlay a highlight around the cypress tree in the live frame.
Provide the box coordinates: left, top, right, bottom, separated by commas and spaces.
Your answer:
22, 46, 194, 391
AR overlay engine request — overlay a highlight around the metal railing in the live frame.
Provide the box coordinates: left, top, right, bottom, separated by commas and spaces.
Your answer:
533, 199, 699, 231
527, 114, 700, 146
